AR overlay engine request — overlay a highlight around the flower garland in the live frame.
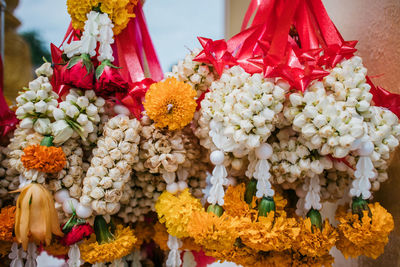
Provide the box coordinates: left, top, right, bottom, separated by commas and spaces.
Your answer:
67, 0, 138, 35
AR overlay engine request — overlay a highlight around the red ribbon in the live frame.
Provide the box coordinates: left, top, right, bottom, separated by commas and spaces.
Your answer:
367, 76, 400, 118
121, 78, 155, 120
327, 155, 354, 170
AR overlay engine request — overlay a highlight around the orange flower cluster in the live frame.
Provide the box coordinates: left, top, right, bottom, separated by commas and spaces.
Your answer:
21, 144, 66, 173
0, 206, 16, 242
153, 184, 393, 266
335, 202, 394, 259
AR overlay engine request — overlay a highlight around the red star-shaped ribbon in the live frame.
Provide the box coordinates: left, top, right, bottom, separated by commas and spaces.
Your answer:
262, 44, 329, 92
319, 41, 358, 68
367, 77, 400, 118
194, 37, 237, 76
121, 78, 155, 120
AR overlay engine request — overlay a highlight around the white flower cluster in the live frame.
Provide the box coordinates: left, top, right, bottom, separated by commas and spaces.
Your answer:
133, 117, 187, 191
287, 82, 365, 158
268, 128, 332, 185
63, 11, 114, 62
118, 172, 165, 223
198, 66, 288, 156
0, 146, 14, 207
80, 115, 141, 215
15, 74, 58, 135
166, 48, 217, 98
51, 89, 105, 145
5, 127, 43, 183
47, 137, 84, 199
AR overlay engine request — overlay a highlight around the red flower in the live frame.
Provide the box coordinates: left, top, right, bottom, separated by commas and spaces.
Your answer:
95, 60, 129, 98
61, 54, 95, 90
60, 223, 94, 246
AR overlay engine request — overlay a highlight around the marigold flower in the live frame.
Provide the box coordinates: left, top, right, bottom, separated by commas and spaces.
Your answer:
21, 144, 66, 173
155, 189, 203, 238
144, 78, 197, 130
79, 224, 137, 264
335, 202, 394, 259
292, 218, 338, 258
239, 211, 300, 252
291, 251, 334, 267
224, 184, 287, 219
133, 221, 155, 249
153, 222, 169, 250
13, 183, 64, 250
67, 0, 138, 35
43, 241, 69, 259
224, 184, 257, 218
0, 206, 16, 242
187, 211, 241, 251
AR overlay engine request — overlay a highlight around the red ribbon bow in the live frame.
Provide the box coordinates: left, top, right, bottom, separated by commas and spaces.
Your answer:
194, 37, 237, 76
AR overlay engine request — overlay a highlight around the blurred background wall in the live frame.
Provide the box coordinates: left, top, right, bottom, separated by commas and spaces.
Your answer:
4, 0, 32, 101
225, 1, 400, 266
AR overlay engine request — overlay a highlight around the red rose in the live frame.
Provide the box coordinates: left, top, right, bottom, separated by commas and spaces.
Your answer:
95, 60, 129, 98
61, 54, 95, 90
60, 223, 94, 246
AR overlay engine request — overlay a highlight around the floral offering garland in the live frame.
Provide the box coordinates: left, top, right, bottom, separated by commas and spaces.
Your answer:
0, 0, 398, 266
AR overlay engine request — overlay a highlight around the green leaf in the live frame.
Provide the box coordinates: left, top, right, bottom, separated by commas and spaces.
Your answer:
67, 56, 82, 69
96, 64, 105, 80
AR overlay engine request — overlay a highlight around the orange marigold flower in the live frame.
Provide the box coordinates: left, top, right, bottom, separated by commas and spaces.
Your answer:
0, 206, 16, 242
224, 184, 257, 219
44, 241, 69, 258
21, 144, 66, 173
293, 218, 337, 258
224, 184, 287, 219
133, 222, 155, 249
335, 202, 394, 259
181, 237, 202, 252
239, 211, 300, 252
153, 222, 169, 251
187, 211, 242, 251
144, 78, 197, 130
291, 251, 334, 267
79, 224, 137, 264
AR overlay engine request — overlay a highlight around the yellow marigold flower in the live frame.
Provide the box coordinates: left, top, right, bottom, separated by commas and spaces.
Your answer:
80, 224, 137, 264
0, 206, 16, 242
67, 0, 138, 35
133, 222, 155, 249
239, 211, 300, 252
155, 189, 203, 238
291, 252, 334, 267
144, 78, 197, 130
335, 202, 394, 259
187, 211, 242, 251
152, 222, 169, 250
293, 218, 338, 257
